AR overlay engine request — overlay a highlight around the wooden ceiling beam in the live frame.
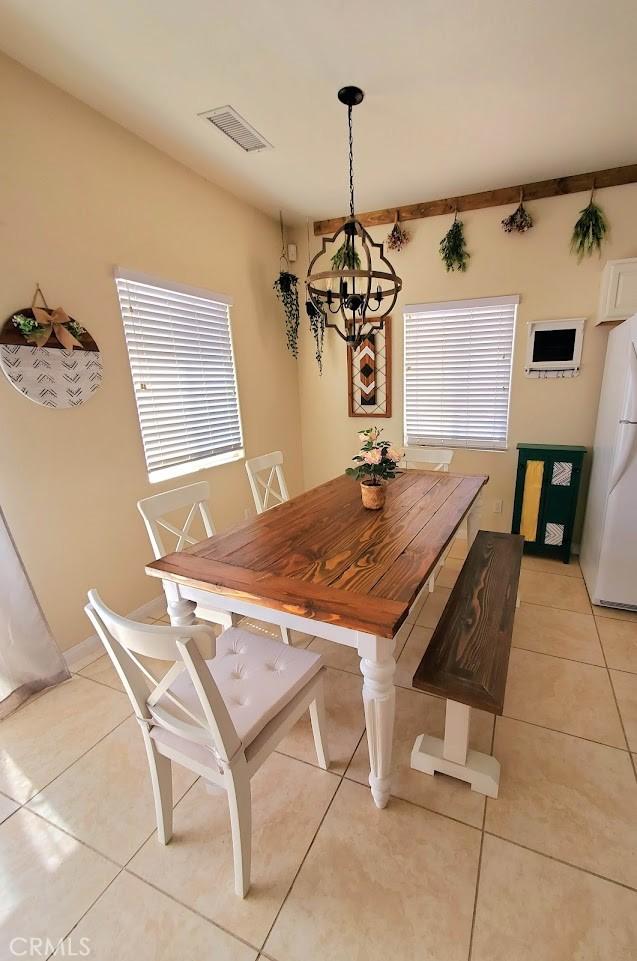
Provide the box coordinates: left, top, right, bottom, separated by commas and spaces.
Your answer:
313, 163, 637, 236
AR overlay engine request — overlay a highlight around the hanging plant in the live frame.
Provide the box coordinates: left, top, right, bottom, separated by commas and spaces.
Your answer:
273, 270, 300, 357
439, 212, 469, 272
330, 242, 361, 270
387, 212, 410, 251
502, 190, 534, 233
306, 300, 326, 375
570, 189, 607, 260
273, 212, 300, 357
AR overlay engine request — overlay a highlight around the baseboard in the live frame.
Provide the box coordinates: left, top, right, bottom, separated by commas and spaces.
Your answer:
64, 594, 166, 672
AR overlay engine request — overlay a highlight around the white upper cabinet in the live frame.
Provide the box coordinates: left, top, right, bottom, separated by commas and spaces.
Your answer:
596, 258, 637, 325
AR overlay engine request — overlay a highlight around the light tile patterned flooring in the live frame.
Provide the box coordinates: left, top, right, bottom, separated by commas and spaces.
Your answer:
1, 545, 637, 960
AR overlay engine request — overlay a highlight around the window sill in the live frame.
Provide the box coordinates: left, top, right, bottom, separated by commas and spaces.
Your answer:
148, 449, 244, 484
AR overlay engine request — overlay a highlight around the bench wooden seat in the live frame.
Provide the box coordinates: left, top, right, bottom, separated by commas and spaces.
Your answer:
410, 530, 523, 797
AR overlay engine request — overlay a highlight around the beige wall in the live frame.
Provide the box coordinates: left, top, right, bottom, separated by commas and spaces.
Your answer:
0, 54, 302, 652
294, 184, 637, 538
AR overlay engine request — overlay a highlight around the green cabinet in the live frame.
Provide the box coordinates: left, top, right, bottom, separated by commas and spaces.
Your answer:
512, 444, 586, 564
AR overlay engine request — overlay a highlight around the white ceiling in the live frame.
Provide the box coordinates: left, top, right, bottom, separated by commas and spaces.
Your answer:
1, 0, 636, 223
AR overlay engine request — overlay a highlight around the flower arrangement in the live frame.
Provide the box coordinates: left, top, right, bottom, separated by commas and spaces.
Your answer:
387, 219, 410, 251
501, 201, 534, 234
346, 427, 401, 485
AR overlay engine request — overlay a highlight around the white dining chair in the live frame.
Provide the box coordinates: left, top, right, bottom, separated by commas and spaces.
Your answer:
400, 447, 456, 592
399, 447, 454, 472
138, 482, 291, 645
85, 590, 329, 898
138, 482, 230, 631
245, 451, 289, 514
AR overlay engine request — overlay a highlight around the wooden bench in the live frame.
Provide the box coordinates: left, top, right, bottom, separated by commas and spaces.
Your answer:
410, 530, 523, 798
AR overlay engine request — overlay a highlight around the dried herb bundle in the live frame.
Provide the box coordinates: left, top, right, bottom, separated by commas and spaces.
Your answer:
273, 271, 300, 357
306, 300, 326, 374
570, 199, 607, 260
439, 217, 469, 272
502, 202, 533, 233
387, 221, 410, 251
330, 243, 361, 270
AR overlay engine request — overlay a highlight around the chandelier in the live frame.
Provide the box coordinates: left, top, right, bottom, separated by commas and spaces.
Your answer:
305, 86, 402, 348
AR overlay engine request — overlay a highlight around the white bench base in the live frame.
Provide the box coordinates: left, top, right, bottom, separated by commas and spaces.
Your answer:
410, 699, 501, 798
410, 733, 500, 798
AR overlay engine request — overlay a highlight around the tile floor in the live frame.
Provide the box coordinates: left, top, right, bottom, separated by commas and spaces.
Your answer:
1, 546, 637, 960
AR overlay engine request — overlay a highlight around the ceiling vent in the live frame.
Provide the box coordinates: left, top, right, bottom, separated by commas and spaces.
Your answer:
199, 106, 272, 152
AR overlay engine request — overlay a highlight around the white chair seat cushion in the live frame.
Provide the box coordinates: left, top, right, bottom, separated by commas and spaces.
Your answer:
154, 627, 323, 748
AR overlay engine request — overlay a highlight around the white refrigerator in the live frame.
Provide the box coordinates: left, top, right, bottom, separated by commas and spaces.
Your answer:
581, 313, 637, 609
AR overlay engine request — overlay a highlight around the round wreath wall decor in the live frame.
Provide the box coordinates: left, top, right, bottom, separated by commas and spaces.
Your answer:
0, 286, 103, 408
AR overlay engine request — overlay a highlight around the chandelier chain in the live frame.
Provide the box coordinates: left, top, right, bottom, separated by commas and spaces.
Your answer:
348, 105, 355, 218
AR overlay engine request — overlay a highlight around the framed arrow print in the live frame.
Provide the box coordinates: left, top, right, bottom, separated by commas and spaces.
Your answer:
347, 316, 392, 418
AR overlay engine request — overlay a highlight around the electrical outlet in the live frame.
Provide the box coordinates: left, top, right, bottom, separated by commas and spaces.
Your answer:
493, 498, 503, 514
244, 507, 254, 520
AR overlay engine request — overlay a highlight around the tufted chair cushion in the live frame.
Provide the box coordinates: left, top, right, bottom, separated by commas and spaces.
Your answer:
152, 627, 323, 750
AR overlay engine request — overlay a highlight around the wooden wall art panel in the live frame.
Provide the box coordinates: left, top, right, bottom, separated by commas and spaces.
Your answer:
347, 316, 392, 418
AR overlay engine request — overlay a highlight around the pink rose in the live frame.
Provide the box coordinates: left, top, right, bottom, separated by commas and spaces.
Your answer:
386, 447, 402, 463
363, 448, 382, 465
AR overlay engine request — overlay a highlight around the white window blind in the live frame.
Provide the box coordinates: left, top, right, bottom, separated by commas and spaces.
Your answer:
404, 295, 518, 451
115, 269, 244, 483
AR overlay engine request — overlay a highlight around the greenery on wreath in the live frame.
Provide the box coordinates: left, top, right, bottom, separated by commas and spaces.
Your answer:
345, 427, 402, 486
439, 216, 469, 272
11, 311, 86, 341
570, 195, 607, 260
273, 271, 300, 357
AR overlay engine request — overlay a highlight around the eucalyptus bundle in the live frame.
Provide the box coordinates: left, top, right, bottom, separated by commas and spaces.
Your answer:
306, 300, 326, 374
331, 242, 361, 270
502, 202, 533, 234
439, 217, 469, 272
570, 198, 607, 260
387, 221, 410, 251
273, 271, 300, 357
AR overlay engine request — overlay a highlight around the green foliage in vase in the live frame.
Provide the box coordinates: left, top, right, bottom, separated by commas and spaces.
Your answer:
273, 271, 300, 357
570, 200, 607, 260
330, 243, 361, 270
439, 218, 470, 272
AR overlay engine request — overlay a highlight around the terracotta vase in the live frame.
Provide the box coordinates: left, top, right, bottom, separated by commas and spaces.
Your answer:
361, 481, 386, 510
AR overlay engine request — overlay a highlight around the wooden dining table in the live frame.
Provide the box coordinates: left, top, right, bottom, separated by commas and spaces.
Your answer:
146, 469, 488, 808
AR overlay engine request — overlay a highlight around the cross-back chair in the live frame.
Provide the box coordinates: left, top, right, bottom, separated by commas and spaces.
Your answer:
399, 447, 454, 472
85, 590, 329, 898
245, 451, 289, 514
138, 481, 291, 644
138, 482, 227, 630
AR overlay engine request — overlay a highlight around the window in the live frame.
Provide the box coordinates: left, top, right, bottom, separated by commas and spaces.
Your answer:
115, 269, 244, 483
404, 295, 518, 451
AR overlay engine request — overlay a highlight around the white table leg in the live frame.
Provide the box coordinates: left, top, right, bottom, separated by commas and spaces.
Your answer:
164, 581, 197, 627
466, 495, 482, 547
358, 633, 396, 809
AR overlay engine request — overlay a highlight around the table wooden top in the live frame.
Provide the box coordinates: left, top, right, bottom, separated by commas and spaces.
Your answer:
146, 470, 488, 639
